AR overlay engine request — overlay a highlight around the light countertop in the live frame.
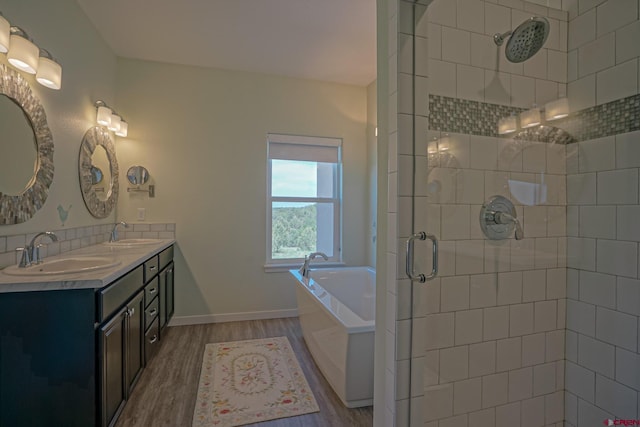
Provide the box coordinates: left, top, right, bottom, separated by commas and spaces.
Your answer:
0, 239, 175, 293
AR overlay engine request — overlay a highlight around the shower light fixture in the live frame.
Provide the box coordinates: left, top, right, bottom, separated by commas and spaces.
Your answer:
7, 27, 39, 74
519, 107, 541, 129
0, 14, 9, 53
0, 14, 63, 89
498, 116, 518, 135
545, 97, 569, 121
95, 100, 129, 137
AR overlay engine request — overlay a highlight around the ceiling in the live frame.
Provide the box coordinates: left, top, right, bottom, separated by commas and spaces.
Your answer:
75, 0, 377, 86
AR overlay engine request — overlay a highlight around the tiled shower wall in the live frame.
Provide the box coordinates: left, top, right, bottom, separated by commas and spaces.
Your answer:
0, 223, 175, 269
564, 0, 640, 425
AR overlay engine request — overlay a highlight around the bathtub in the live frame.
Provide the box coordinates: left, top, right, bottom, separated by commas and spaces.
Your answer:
289, 266, 375, 408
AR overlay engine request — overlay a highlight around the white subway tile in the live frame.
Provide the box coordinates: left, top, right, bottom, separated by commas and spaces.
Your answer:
470, 273, 497, 308
547, 206, 567, 237
568, 49, 578, 82
596, 0, 638, 37
442, 27, 471, 65
425, 350, 440, 386
615, 347, 640, 391
398, 34, 413, 75
498, 271, 523, 305
524, 49, 548, 80
415, 36, 429, 77
424, 383, 454, 421
484, 240, 511, 273
482, 372, 509, 408
470, 341, 496, 378
455, 309, 483, 345
597, 239, 638, 278
579, 270, 616, 308
535, 238, 559, 269
429, 60, 457, 97
485, 3, 512, 37
546, 144, 567, 176
484, 306, 510, 340
469, 135, 498, 170
428, 23, 442, 60
522, 397, 545, 427
566, 360, 596, 402
567, 74, 596, 111
485, 171, 510, 199
616, 20, 640, 64
414, 3, 428, 37
469, 408, 495, 427
523, 270, 546, 302
439, 414, 467, 427
597, 59, 639, 105
617, 277, 640, 316
484, 70, 512, 105
440, 346, 469, 382
577, 399, 613, 427
535, 79, 560, 106
578, 136, 615, 172
546, 330, 565, 362
439, 240, 457, 277
457, 0, 484, 33
442, 204, 471, 240
398, 73, 413, 115
522, 142, 547, 174
597, 306, 638, 351
579, 206, 616, 239
522, 332, 546, 366
498, 139, 524, 171
453, 377, 482, 415
510, 74, 536, 108
548, 49, 568, 83
568, 8, 596, 50
425, 313, 455, 350
535, 300, 558, 332
567, 173, 597, 205
546, 391, 565, 424
511, 238, 536, 271
427, 0, 457, 27
567, 237, 597, 271
471, 33, 498, 70
567, 206, 580, 237
498, 337, 522, 372
596, 374, 638, 419
441, 275, 470, 312
509, 367, 533, 402
598, 169, 639, 205
533, 363, 557, 396
566, 330, 578, 362
578, 334, 615, 378
523, 206, 548, 237
616, 131, 640, 169
567, 299, 596, 336
415, 75, 429, 117
398, 0, 414, 34
495, 401, 521, 427
457, 169, 485, 204
511, 303, 535, 336
427, 167, 457, 204
578, 32, 615, 78
456, 240, 485, 275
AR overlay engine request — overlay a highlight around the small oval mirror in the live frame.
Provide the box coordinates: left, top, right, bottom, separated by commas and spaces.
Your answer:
127, 165, 149, 185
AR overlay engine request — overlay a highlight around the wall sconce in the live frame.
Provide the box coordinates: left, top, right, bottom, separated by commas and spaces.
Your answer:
0, 13, 62, 90
544, 97, 569, 121
94, 100, 128, 137
498, 115, 518, 135
519, 107, 541, 129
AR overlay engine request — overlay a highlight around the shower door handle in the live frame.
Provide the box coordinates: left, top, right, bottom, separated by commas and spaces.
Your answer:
405, 232, 438, 283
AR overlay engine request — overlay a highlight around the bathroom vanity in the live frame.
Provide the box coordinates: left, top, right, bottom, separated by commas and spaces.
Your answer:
0, 240, 175, 427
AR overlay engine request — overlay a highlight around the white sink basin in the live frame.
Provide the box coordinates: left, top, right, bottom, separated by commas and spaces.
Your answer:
3, 256, 121, 276
104, 238, 161, 247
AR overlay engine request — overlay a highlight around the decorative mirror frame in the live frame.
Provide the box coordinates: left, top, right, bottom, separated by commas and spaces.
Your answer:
79, 126, 119, 218
0, 64, 54, 225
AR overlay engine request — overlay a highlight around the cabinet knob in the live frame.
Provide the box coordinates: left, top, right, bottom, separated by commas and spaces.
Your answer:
149, 335, 158, 344
149, 309, 157, 316
128, 307, 135, 317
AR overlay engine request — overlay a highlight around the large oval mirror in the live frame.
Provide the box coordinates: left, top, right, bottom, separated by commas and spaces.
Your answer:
79, 126, 119, 218
0, 64, 54, 225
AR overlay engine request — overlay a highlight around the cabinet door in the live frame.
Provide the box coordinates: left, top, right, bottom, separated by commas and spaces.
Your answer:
126, 290, 145, 395
100, 307, 127, 427
159, 268, 167, 330
166, 263, 175, 321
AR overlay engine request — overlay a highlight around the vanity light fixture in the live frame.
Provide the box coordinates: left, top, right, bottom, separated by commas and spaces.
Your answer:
544, 97, 569, 121
498, 115, 518, 135
0, 14, 63, 89
35, 49, 62, 90
519, 107, 541, 129
0, 14, 9, 53
7, 27, 39, 74
95, 100, 129, 137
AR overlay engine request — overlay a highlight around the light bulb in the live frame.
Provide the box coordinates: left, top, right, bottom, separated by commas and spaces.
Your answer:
36, 55, 62, 90
97, 106, 112, 126
7, 28, 39, 74
116, 121, 128, 137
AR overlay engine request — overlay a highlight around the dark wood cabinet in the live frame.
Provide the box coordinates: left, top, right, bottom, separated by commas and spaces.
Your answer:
0, 244, 175, 427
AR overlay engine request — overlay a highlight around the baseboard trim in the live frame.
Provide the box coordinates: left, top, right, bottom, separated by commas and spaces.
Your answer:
169, 309, 299, 326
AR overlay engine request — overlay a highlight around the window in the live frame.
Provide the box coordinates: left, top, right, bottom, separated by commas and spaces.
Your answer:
266, 133, 342, 265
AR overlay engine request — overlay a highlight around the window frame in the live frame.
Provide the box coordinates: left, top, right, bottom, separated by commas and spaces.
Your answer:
265, 133, 342, 267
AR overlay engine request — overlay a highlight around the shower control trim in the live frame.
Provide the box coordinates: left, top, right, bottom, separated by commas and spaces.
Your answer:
480, 195, 524, 240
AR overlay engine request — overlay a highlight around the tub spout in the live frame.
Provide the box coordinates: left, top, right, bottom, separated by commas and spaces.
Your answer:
299, 252, 329, 278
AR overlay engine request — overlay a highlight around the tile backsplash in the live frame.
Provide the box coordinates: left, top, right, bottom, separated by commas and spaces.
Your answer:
0, 223, 175, 269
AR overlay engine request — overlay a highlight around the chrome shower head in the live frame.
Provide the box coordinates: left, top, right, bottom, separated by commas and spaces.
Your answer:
493, 16, 550, 63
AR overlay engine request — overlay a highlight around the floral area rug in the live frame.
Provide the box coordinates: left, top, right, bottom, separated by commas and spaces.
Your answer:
192, 336, 319, 426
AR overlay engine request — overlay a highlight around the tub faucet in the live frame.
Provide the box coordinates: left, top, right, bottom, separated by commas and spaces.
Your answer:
299, 252, 329, 278
110, 221, 129, 242
19, 231, 58, 267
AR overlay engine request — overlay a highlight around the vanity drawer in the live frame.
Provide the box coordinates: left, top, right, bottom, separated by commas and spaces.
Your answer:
159, 246, 173, 270
144, 277, 159, 306
98, 266, 144, 322
145, 318, 160, 364
144, 256, 159, 282
145, 297, 159, 331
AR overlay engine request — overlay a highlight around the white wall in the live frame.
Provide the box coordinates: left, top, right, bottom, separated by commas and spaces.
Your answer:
115, 58, 369, 318
367, 80, 378, 267
0, 0, 117, 245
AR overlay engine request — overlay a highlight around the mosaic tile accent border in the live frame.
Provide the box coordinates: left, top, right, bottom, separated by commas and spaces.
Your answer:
429, 94, 640, 142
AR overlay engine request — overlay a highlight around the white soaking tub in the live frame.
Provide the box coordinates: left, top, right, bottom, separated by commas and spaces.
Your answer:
289, 267, 375, 408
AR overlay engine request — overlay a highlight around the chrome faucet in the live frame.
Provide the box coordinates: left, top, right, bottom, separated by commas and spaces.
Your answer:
18, 231, 58, 267
492, 211, 524, 240
299, 252, 329, 278
110, 221, 129, 242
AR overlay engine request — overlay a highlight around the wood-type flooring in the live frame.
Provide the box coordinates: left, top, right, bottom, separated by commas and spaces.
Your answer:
114, 317, 373, 427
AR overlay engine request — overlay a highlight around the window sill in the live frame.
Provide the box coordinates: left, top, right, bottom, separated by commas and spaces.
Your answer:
263, 262, 346, 273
